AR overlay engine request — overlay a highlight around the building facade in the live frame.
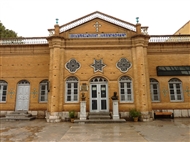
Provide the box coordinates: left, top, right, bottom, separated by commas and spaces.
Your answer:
0, 11, 190, 122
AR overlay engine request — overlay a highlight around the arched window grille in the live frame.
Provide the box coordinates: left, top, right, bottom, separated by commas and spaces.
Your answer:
39, 79, 48, 102
18, 80, 30, 85
119, 76, 133, 103
0, 80, 8, 102
90, 77, 107, 83
150, 78, 160, 102
65, 77, 79, 102
168, 78, 183, 101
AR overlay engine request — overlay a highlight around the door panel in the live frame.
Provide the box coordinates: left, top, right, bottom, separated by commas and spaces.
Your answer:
16, 85, 30, 111
101, 100, 107, 110
92, 100, 97, 110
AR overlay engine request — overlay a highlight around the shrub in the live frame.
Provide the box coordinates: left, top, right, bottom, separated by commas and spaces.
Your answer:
129, 109, 141, 118
69, 110, 75, 118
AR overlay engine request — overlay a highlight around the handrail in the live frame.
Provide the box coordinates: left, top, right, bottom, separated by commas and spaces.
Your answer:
1, 35, 190, 45
0, 37, 48, 45
149, 35, 190, 42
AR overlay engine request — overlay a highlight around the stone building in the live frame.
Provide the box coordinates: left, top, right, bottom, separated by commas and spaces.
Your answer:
0, 11, 190, 122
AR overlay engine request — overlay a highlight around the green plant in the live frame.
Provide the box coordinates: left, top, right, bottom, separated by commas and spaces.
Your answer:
129, 109, 141, 118
69, 110, 75, 118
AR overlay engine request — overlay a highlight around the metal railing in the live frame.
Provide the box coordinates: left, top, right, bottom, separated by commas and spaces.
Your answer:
0, 37, 48, 45
149, 35, 190, 42
1, 35, 190, 45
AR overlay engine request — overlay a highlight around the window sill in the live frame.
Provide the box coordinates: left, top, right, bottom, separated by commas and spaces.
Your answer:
65, 101, 79, 103
152, 101, 161, 103
170, 100, 184, 102
119, 101, 134, 103
39, 102, 47, 103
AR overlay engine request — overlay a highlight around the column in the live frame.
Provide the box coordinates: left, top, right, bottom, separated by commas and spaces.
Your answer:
131, 24, 152, 121
46, 25, 65, 122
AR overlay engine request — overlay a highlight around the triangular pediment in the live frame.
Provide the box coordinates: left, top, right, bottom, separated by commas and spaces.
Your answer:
59, 11, 136, 33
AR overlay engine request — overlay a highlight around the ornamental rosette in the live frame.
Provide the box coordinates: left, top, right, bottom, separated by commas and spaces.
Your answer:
65, 59, 81, 73
91, 59, 106, 72
116, 58, 132, 73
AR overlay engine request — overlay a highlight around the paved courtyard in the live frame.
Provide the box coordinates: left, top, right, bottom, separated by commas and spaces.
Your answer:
0, 118, 190, 142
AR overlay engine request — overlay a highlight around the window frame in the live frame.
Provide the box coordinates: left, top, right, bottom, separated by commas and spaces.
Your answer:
0, 80, 8, 103
150, 78, 160, 102
168, 78, 184, 102
65, 77, 79, 103
119, 76, 133, 103
39, 80, 48, 103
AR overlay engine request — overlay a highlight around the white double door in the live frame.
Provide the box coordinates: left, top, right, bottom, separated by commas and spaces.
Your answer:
15, 85, 30, 111
90, 83, 108, 112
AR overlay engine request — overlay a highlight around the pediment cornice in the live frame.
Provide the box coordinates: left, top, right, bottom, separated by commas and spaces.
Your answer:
48, 11, 136, 33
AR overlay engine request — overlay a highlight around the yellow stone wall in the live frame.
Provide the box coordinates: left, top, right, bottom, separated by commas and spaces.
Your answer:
148, 43, 190, 110
0, 45, 49, 111
63, 47, 134, 112
1, 41, 190, 112
0, 18, 190, 114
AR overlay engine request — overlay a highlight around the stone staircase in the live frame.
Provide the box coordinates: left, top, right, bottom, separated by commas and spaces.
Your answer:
88, 112, 111, 119
74, 112, 126, 123
0, 111, 35, 121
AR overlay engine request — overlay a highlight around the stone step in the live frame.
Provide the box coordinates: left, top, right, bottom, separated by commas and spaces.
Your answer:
1, 111, 36, 121
11, 110, 28, 114
0, 116, 35, 121
88, 112, 111, 119
6, 113, 32, 118
88, 112, 110, 115
74, 119, 126, 123
88, 115, 111, 119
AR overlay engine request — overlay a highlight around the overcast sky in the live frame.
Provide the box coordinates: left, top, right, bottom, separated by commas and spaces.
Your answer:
0, 0, 189, 37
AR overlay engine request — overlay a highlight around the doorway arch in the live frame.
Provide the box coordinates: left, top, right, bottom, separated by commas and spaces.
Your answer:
90, 77, 109, 112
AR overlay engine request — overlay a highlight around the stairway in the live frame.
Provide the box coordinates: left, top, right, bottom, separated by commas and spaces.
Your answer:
74, 112, 126, 123
1, 111, 35, 121
88, 112, 111, 119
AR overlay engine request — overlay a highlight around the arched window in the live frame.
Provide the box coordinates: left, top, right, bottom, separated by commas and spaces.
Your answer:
65, 76, 79, 102
168, 78, 183, 101
119, 76, 133, 103
0, 80, 7, 102
150, 78, 160, 102
39, 80, 48, 102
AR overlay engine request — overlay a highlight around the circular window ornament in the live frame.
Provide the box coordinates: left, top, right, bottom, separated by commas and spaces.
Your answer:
65, 59, 81, 73
116, 58, 132, 73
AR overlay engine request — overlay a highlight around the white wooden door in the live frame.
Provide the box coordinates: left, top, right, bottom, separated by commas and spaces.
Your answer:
15, 85, 30, 111
90, 84, 108, 112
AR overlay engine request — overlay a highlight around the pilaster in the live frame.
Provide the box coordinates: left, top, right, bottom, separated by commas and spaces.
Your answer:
131, 24, 152, 121
46, 25, 65, 122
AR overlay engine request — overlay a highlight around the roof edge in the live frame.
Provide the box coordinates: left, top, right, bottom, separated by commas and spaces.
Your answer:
173, 20, 190, 35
